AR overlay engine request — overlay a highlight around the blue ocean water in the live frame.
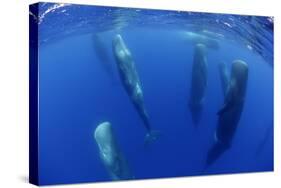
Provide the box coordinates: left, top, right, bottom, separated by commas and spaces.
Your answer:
32, 3, 273, 185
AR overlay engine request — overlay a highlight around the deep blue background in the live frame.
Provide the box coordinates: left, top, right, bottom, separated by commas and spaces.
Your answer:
36, 4, 273, 185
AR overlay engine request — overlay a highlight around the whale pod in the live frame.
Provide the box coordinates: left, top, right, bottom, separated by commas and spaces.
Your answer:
94, 122, 133, 180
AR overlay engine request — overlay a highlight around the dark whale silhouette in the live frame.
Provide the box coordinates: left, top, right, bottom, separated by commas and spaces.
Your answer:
205, 60, 248, 169
189, 43, 208, 126
112, 34, 159, 144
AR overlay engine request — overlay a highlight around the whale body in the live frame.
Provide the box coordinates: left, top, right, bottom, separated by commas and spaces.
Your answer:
112, 34, 159, 144
94, 122, 133, 180
206, 60, 248, 168
189, 43, 208, 126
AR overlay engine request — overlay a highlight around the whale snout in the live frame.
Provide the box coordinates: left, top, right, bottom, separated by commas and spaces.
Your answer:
233, 60, 248, 71
94, 121, 113, 150
196, 43, 206, 49
94, 122, 111, 139
195, 43, 206, 53
113, 34, 123, 44
232, 60, 248, 80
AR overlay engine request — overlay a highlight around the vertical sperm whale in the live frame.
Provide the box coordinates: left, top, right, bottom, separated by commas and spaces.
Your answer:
189, 43, 208, 126
94, 122, 133, 180
205, 60, 248, 168
112, 34, 159, 144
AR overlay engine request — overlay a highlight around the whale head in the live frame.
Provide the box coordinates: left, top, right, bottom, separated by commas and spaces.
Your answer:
94, 122, 133, 180
195, 43, 207, 56
113, 34, 123, 44
94, 121, 113, 149
94, 122, 117, 167
231, 60, 248, 89
94, 122, 121, 179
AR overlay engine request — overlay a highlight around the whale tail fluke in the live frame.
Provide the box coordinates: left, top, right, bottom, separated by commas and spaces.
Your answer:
144, 130, 160, 146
